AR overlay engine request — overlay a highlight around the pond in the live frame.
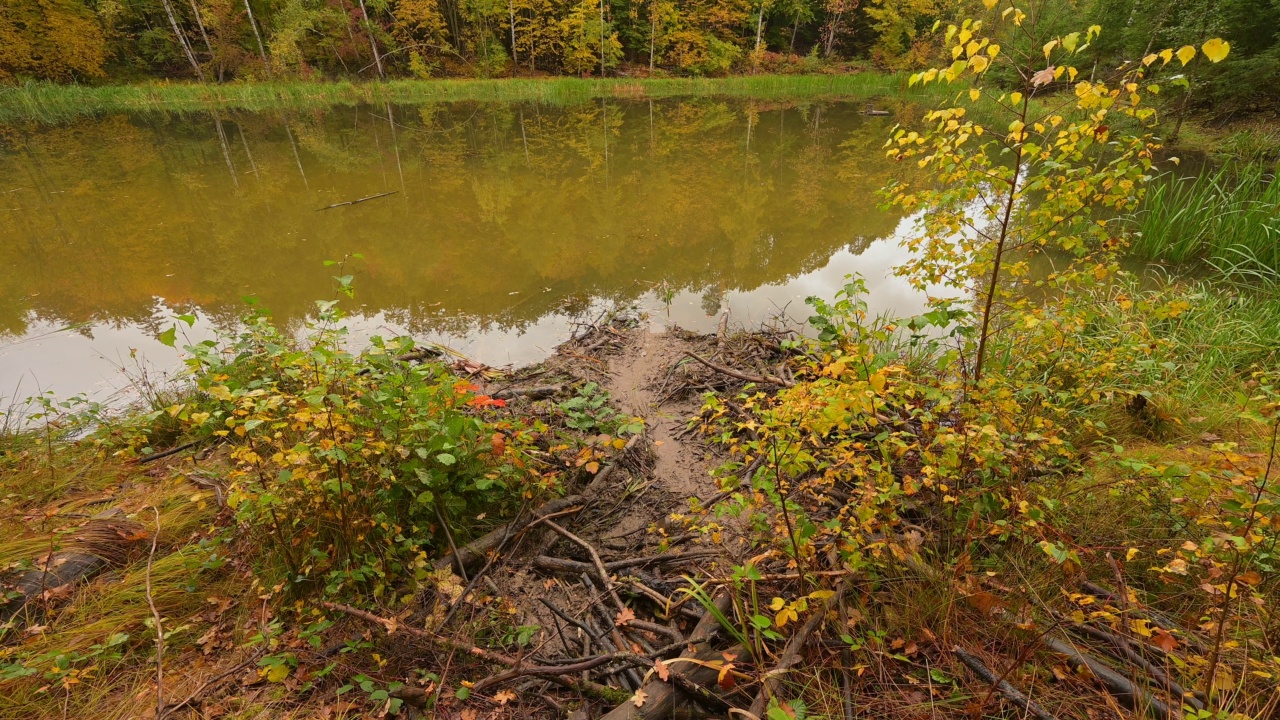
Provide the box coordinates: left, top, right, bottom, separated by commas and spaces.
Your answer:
0, 97, 933, 406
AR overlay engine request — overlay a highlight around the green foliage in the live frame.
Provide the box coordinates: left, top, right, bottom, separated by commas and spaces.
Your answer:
558, 382, 643, 435
166, 298, 552, 599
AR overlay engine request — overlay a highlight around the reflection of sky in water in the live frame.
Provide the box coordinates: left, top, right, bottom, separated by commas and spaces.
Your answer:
0, 214, 954, 409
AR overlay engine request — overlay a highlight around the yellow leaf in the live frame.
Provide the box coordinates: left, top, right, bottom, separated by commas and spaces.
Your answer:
969, 88, 981, 102
1159, 48, 1173, 64
987, 44, 1000, 58
1142, 53, 1157, 66
265, 664, 290, 683
1009, 91, 1023, 105
1062, 32, 1079, 52
1043, 39, 1058, 59
770, 597, 786, 611
1126, 547, 1139, 562
1176, 45, 1196, 66
969, 55, 990, 73
958, 28, 972, 44
982, 0, 997, 8
585, 461, 600, 474
1202, 38, 1230, 63
869, 372, 887, 393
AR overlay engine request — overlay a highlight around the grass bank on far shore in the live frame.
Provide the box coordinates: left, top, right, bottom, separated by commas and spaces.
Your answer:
0, 73, 925, 123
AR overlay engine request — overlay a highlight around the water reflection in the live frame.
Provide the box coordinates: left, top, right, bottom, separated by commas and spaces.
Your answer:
0, 97, 927, 403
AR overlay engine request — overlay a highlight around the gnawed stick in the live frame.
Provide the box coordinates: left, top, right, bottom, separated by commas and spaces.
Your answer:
682, 351, 793, 388
952, 646, 1057, 720
1043, 636, 1174, 720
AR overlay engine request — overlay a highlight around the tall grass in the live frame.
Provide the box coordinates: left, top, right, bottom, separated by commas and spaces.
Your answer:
1129, 164, 1280, 277
0, 74, 930, 124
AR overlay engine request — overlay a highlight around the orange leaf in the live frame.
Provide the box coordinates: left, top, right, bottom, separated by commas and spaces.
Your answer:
615, 607, 636, 626
632, 689, 648, 707
653, 659, 670, 682
493, 689, 516, 705
1151, 629, 1179, 653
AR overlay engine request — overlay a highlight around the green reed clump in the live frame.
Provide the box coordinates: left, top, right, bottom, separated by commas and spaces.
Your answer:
1129, 163, 1280, 277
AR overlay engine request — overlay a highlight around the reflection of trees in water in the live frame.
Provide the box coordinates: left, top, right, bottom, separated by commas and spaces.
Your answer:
0, 98, 905, 339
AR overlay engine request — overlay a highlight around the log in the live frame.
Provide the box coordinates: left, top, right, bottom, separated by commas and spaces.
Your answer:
952, 646, 1058, 720
1043, 636, 1173, 720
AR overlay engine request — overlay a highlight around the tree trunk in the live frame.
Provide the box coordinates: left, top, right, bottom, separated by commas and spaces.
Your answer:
357, 0, 385, 77
599, 0, 606, 77
242, 0, 272, 77
508, 0, 519, 76
161, 0, 204, 80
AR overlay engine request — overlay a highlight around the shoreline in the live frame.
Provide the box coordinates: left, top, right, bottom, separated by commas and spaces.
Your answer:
0, 73, 928, 123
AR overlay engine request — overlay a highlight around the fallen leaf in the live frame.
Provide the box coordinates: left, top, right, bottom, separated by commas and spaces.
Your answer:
632, 689, 648, 707
615, 607, 636, 626
653, 659, 670, 682
460, 710, 478, 720
1152, 629, 1178, 652
493, 689, 516, 705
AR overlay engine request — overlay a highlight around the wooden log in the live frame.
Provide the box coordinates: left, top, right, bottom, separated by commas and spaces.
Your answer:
1043, 636, 1173, 720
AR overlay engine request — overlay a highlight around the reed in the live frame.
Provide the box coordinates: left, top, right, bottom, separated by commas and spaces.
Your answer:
0, 74, 928, 124
1129, 163, 1280, 276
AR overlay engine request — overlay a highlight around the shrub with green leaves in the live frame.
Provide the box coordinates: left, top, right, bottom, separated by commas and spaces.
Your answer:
165, 300, 552, 599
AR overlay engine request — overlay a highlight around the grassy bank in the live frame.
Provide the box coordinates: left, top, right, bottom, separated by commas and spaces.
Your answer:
0, 73, 924, 123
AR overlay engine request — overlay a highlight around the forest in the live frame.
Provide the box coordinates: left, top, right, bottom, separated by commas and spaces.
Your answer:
0, 0, 1277, 116
4, 0, 1280, 719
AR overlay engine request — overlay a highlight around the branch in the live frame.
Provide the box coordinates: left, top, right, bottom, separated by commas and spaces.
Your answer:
682, 351, 793, 388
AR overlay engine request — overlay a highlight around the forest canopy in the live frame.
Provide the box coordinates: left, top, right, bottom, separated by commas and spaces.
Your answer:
0, 0, 1276, 114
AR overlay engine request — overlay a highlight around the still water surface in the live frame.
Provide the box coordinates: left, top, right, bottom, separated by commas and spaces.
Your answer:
0, 98, 929, 404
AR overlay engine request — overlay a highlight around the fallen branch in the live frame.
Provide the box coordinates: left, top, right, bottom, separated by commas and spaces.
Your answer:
433, 495, 583, 576
158, 650, 265, 720
1057, 613, 1203, 711
682, 351, 793, 388
543, 519, 627, 614
139, 440, 201, 463
952, 646, 1057, 720
532, 551, 717, 575
493, 385, 564, 401
316, 190, 397, 211
321, 601, 519, 667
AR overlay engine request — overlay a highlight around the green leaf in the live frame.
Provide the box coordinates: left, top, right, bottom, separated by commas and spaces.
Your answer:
158, 327, 177, 347
455, 687, 471, 700
436, 453, 457, 466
